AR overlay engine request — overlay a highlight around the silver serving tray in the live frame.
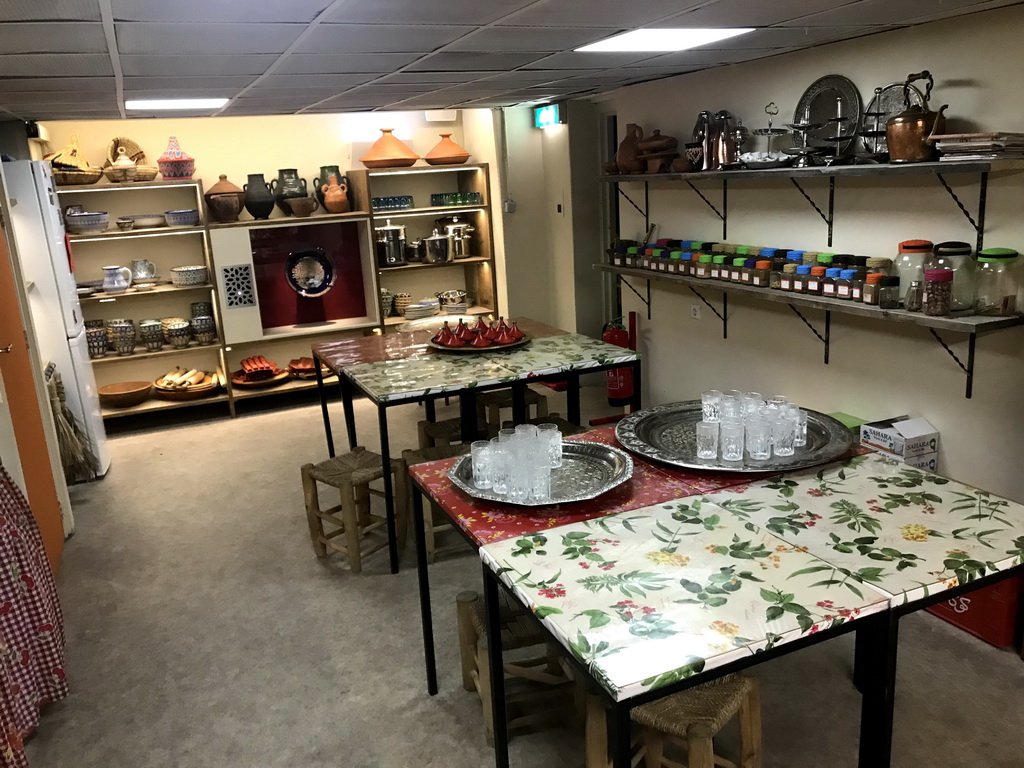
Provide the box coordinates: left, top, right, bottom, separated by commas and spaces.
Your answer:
615, 400, 852, 473
448, 441, 633, 507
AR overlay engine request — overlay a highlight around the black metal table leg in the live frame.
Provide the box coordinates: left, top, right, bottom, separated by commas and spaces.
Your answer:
340, 373, 358, 451
314, 354, 335, 458
608, 700, 632, 768
511, 381, 527, 425
425, 397, 436, 423
460, 390, 480, 443
856, 611, 899, 768
412, 488, 437, 695
853, 625, 870, 693
483, 566, 509, 768
377, 405, 400, 574
567, 372, 582, 425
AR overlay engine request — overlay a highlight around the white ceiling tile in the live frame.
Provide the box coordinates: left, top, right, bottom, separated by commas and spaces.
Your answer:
300, 23, 472, 54
691, 26, 893, 48
478, 70, 586, 84
782, 0, 997, 26
407, 51, 551, 71
0, 1, 100, 21
324, 0, 537, 25
114, 22, 305, 55
654, 0, 862, 27
0, 77, 113, 92
635, 47, 783, 67
0, 22, 107, 54
124, 76, 256, 90
277, 53, 420, 74
121, 54, 279, 76
376, 71, 498, 85
0, 53, 112, 76
502, 0, 705, 27
257, 74, 379, 89
903, 0, 1020, 22
446, 26, 610, 52
1, 90, 112, 105
523, 51, 655, 69
123, 88, 243, 99
111, 0, 333, 23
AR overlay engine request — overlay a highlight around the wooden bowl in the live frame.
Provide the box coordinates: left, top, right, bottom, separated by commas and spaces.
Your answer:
98, 381, 152, 408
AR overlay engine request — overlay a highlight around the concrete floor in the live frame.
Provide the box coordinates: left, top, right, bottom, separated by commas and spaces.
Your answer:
25, 387, 1024, 767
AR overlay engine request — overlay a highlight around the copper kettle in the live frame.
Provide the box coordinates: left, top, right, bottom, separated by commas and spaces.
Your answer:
886, 71, 948, 163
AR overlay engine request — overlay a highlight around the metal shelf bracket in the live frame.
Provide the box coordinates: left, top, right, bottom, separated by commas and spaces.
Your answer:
688, 286, 727, 339
617, 274, 651, 319
685, 180, 728, 240
616, 186, 647, 220
789, 176, 836, 247
929, 328, 977, 399
788, 306, 831, 363
935, 171, 987, 253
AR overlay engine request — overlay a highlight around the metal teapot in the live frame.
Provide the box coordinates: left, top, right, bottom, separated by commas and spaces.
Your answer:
886, 71, 948, 163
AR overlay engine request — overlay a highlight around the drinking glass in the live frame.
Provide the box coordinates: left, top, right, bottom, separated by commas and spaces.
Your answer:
767, 395, 789, 411
772, 415, 797, 456
701, 390, 723, 422
471, 440, 492, 489
489, 438, 508, 495
720, 421, 745, 461
537, 423, 562, 468
721, 390, 744, 421
742, 392, 763, 417
695, 421, 719, 459
515, 423, 539, 440
790, 406, 809, 447
745, 418, 771, 460
528, 453, 552, 503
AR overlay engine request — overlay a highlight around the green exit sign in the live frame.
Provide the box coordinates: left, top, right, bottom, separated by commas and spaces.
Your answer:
534, 104, 561, 129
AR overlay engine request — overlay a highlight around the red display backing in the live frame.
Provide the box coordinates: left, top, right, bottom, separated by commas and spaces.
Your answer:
250, 222, 366, 331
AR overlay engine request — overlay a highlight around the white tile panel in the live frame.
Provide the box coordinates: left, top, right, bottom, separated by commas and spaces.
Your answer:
299, 23, 472, 54
478, 70, 585, 83
407, 51, 551, 71
111, 0, 333, 23
0, 0, 100, 21
782, 0, 1005, 26
0, 53, 113, 76
0, 77, 113, 92
257, 73, 379, 88
375, 71, 497, 84
277, 53, 420, 74
1, 90, 113, 104
685, 25, 895, 48
501, 0, 705, 27
636, 47, 786, 68
654, 0, 862, 27
121, 54, 279, 76
114, 22, 306, 55
446, 26, 610, 51
124, 76, 257, 90
324, 0, 537, 26
0, 22, 107, 54
523, 51, 656, 69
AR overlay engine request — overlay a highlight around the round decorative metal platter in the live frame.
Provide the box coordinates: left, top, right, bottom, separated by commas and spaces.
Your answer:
615, 401, 853, 473
794, 74, 863, 153
861, 82, 926, 154
285, 249, 335, 298
448, 441, 633, 507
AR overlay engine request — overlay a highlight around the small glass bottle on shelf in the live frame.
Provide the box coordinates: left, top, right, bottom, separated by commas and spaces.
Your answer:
865, 257, 893, 277
850, 268, 867, 301
711, 254, 727, 280
742, 258, 757, 284
903, 280, 923, 312
769, 260, 785, 289
923, 268, 954, 316
863, 273, 882, 305
752, 260, 772, 287
878, 276, 901, 309
694, 253, 712, 279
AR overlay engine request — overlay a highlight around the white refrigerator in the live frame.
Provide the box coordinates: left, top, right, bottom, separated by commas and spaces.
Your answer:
4, 160, 110, 476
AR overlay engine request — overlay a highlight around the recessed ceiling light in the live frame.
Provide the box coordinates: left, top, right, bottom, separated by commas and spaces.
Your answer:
575, 28, 755, 53
125, 98, 229, 110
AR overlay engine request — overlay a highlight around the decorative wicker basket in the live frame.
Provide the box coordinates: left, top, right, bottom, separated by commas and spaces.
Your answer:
52, 168, 103, 186
102, 137, 159, 182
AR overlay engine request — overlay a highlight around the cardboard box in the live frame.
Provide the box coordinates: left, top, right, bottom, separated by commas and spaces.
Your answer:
860, 416, 939, 458
871, 448, 938, 472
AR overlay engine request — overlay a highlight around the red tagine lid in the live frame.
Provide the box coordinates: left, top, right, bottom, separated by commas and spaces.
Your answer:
470, 330, 493, 347
445, 333, 466, 347
496, 316, 510, 332
483, 322, 499, 341
508, 321, 525, 340
433, 321, 454, 345
474, 317, 489, 332
494, 327, 516, 344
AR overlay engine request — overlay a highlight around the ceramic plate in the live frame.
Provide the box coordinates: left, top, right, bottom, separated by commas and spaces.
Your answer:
284, 249, 335, 298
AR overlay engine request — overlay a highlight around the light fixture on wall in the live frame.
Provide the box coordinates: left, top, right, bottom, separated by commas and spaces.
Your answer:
125, 98, 229, 110
575, 28, 754, 52
534, 103, 565, 130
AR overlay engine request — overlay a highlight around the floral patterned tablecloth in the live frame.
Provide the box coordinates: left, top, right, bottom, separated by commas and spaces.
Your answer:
480, 496, 889, 701
708, 453, 1024, 606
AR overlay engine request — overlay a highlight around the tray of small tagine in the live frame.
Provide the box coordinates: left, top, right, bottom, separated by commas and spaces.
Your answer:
427, 318, 531, 353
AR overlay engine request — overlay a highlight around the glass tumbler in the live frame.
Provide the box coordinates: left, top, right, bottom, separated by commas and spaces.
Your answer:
787, 405, 809, 447
771, 416, 797, 456
695, 421, 719, 460
745, 418, 771, 460
721, 390, 744, 421
515, 423, 539, 440
742, 392, 763, 417
489, 438, 508, 495
720, 421, 745, 462
471, 441, 492, 489
701, 390, 723, 422
537, 423, 562, 468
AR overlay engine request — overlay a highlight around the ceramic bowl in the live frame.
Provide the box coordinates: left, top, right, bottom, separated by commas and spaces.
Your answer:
134, 282, 156, 291
161, 317, 187, 342
115, 217, 135, 231
193, 330, 217, 346
170, 265, 208, 287
125, 213, 167, 228
86, 328, 108, 359
65, 211, 109, 234
98, 381, 152, 409
190, 302, 213, 318
190, 315, 215, 334
165, 322, 192, 349
164, 208, 200, 227
113, 337, 137, 356
84, 319, 104, 329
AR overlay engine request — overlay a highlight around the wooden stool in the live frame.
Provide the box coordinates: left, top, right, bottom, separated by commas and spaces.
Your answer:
477, 387, 548, 434
300, 447, 407, 574
457, 590, 571, 746
401, 443, 470, 563
586, 675, 762, 768
500, 412, 587, 436
416, 417, 489, 450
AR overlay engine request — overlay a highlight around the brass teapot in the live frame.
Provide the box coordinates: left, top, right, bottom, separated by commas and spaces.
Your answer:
886, 71, 948, 163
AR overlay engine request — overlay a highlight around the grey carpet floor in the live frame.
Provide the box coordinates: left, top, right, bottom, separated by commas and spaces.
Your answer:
24, 387, 1024, 768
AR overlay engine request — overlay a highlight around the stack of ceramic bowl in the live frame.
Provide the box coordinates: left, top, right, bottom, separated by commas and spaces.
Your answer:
161, 316, 188, 343
443, 302, 468, 315
393, 292, 413, 316
402, 298, 440, 319
165, 321, 192, 349
170, 265, 209, 287
190, 301, 213, 318
86, 326, 108, 359
190, 315, 216, 345
107, 320, 136, 356
138, 319, 163, 351
380, 288, 394, 318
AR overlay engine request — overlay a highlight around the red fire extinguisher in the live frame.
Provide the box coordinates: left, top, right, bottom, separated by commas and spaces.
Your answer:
603, 312, 635, 407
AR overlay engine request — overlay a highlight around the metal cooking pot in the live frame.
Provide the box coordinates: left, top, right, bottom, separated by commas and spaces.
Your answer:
886, 71, 948, 163
375, 219, 406, 267
435, 289, 467, 306
444, 221, 475, 259
422, 229, 451, 264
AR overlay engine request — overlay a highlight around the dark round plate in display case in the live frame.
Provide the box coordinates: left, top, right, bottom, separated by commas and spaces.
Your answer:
284, 249, 336, 298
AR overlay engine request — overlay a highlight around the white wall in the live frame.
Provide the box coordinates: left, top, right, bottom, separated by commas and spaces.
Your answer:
591, 5, 1024, 500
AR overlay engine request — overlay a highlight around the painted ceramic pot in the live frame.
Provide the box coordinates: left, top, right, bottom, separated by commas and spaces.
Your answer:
157, 136, 195, 179
424, 133, 470, 165
360, 129, 418, 169
243, 173, 275, 220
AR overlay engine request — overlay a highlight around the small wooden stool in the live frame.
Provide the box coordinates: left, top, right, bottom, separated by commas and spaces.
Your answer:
457, 591, 571, 746
586, 674, 762, 768
477, 387, 548, 434
401, 443, 470, 563
416, 417, 489, 450
301, 447, 406, 574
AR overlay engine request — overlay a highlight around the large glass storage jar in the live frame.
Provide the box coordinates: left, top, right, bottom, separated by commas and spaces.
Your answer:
974, 248, 1019, 316
893, 239, 933, 292
929, 241, 976, 313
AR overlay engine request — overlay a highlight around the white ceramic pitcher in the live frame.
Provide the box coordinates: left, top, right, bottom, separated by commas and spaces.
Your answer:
102, 265, 133, 294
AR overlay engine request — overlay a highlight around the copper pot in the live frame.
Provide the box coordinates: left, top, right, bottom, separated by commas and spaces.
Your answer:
886, 71, 948, 163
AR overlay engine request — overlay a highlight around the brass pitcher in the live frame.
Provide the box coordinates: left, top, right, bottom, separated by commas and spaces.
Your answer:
886, 71, 948, 163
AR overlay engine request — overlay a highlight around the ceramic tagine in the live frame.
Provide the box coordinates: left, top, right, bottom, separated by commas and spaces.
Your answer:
360, 129, 418, 169
424, 133, 470, 165
107, 146, 137, 183
157, 136, 195, 179
204, 174, 245, 223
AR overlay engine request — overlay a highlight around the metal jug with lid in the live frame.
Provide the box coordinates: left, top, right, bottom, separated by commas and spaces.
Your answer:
692, 110, 716, 170
886, 71, 948, 163
713, 110, 738, 168
422, 229, 451, 264
443, 217, 475, 260
375, 219, 406, 267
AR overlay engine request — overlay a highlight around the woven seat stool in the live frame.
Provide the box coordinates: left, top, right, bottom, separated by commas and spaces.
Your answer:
402, 444, 470, 562
457, 590, 572, 746
477, 387, 548, 434
500, 412, 587, 436
300, 447, 406, 574
416, 416, 489, 450
586, 674, 762, 768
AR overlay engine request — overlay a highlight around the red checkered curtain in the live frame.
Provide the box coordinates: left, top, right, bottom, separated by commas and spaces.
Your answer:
0, 467, 68, 766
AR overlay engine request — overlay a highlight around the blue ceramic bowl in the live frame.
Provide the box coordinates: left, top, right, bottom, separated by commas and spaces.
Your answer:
65, 211, 109, 234
164, 209, 200, 227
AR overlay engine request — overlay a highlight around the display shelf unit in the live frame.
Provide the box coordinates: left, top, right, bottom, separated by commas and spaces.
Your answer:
102, 392, 231, 420
597, 263, 1024, 398
81, 283, 215, 303
229, 375, 336, 402
348, 163, 498, 332
207, 210, 370, 229
382, 305, 494, 327
67, 225, 205, 243
90, 341, 223, 364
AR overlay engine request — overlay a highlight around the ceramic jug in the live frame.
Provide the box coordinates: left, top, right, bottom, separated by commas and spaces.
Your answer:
313, 165, 349, 208
321, 175, 350, 213
102, 265, 133, 294
243, 173, 275, 220
615, 124, 644, 174
270, 169, 308, 215
131, 258, 156, 281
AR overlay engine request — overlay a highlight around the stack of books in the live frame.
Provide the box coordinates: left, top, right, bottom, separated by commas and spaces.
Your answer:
932, 132, 1024, 161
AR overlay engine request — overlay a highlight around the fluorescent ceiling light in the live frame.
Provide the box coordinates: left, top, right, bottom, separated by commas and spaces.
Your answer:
125, 98, 229, 110
576, 28, 754, 53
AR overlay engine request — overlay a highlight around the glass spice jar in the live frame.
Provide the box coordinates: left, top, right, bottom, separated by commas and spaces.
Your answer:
742, 258, 757, 283
769, 260, 785, 289
807, 266, 827, 295
850, 268, 867, 301
780, 262, 798, 291
878, 276, 901, 309
894, 239, 933, 289
821, 267, 842, 297
904, 280, 923, 312
792, 264, 810, 293
694, 253, 712, 279
817, 253, 835, 267
752, 260, 772, 287
863, 273, 883, 305
837, 269, 856, 300
865, 256, 893, 276
930, 241, 976, 313
923, 268, 953, 316
975, 248, 1019, 315
711, 254, 727, 280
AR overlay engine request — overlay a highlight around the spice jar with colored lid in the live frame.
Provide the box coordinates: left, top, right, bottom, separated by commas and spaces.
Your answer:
822, 267, 842, 297
923, 268, 954, 316
793, 264, 811, 293
894, 239, 933, 289
780, 262, 798, 291
807, 265, 827, 295
930, 240, 976, 312
878, 276, 901, 309
694, 253, 712, 278
752, 260, 771, 287
866, 256, 893, 276
975, 248, 1019, 315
